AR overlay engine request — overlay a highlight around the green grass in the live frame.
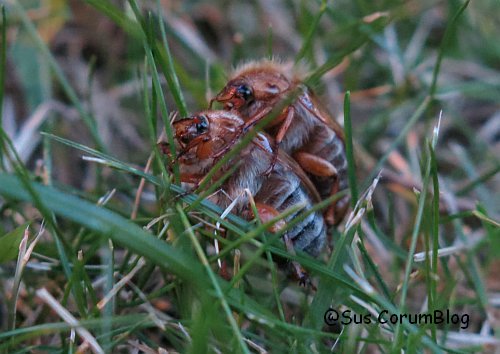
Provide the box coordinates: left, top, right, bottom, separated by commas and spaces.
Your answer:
0, 0, 499, 353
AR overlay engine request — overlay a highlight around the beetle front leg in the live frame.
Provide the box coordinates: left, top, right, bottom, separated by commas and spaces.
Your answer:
263, 106, 295, 175
172, 173, 207, 201
211, 125, 246, 160
179, 173, 204, 184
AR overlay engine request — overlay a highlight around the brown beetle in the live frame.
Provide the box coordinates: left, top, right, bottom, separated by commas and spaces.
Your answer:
212, 60, 350, 225
166, 110, 327, 283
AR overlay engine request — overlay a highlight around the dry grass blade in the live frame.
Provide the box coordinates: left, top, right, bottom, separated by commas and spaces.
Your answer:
97, 258, 146, 311
9, 223, 45, 330
344, 172, 382, 231
36, 288, 104, 354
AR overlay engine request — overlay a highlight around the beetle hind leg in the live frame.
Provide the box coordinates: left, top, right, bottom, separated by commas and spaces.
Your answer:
293, 151, 337, 177
324, 176, 349, 226
283, 234, 316, 291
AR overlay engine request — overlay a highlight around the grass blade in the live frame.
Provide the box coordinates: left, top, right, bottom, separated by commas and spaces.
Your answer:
0, 172, 203, 283
343, 91, 358, 205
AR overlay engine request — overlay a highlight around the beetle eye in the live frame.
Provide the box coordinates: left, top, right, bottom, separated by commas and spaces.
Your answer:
236, 84, 252, 101
195, 115, 209, 133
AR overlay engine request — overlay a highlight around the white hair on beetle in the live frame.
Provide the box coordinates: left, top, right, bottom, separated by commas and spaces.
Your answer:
229, 58, 310, 84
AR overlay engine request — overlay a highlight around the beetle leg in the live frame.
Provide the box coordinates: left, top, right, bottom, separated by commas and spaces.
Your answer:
242, 106, 274, 131
325, 194, 350, 226
293, 151, 337, 177
283, 234, 316, 290
208, 97, 216, 109
171, 173, 204, 201
324, 175, 348, 226
274, 106, 295, 143
219, 260, 231, 280
292, 150, 349, 225
290, 151, 348, 226
178, 172, 207, 185
211, 125, 246, 159
217, 228, 232, 280
157, 141, 171, 156
252, 202, 286, 233
250, 202, 316, 289
262, 106, 295, 175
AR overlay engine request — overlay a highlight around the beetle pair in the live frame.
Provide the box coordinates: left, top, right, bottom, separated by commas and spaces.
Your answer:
166, 60, 350, 283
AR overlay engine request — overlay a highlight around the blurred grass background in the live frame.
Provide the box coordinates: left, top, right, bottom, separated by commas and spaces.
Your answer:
0, 0, 499, 352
